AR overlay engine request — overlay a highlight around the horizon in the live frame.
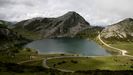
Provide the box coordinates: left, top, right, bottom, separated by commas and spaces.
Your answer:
0, 0, 133, 26
1, 11, 132, 27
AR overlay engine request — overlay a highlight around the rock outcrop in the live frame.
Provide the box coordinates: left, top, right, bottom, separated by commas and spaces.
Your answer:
101, 18, 133, 41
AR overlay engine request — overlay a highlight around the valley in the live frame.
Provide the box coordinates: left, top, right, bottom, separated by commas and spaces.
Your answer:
0, 11, 133, 75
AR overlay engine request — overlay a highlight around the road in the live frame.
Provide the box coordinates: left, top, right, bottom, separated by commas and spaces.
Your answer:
17, 58, 45, 64
42, 55, 113, 73
98, 34, 128, 56
18, 55, 113, 72
98, 34, 133, 57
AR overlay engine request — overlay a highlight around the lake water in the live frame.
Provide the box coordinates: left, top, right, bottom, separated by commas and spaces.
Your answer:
25, 38, 110, 56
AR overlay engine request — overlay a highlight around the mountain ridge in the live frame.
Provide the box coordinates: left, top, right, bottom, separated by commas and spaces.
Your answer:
101, 18, 133, 41
14, 11, 90, 39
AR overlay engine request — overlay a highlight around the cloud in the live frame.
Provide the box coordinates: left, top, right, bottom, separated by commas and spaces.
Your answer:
0, 0, 133, 25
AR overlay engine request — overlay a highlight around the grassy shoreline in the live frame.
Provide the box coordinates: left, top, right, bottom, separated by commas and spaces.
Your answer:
94, 37, 120, 55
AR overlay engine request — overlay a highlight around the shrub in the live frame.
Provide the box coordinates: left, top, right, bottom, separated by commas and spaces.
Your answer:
71, 60, 78, 64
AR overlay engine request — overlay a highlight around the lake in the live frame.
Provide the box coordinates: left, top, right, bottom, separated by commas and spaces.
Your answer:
25, 38, 110, 56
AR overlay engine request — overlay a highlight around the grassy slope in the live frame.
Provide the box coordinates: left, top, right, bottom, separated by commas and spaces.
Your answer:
0, 48, 133, 75
98, 38, 133, 55
110, 42, 133, 55
47, 56, 133, 71
76, 26, 103, 39
0, 49, 37, 63
13, 28, 40, 40
95, 35, 133, 55
95, 37, 120, 55
0, 50, 73, 75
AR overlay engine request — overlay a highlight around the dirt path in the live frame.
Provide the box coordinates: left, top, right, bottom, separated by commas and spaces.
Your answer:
17, 58, 45, 64
98, 34, 128, 56
43, 56, 79, 72
43, 56, 113, 73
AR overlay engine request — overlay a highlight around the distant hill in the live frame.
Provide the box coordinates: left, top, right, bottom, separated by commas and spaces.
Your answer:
0, 20, 17, 29
14, 11, 90, 39
0, 20, 17, 41
76, 26, 104, 39
101, 18, 133, 41
0, 21, 30, 54
0, 20, 8, 28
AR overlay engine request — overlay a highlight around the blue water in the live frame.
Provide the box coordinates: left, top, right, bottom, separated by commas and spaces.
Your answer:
25, 38, 110, 56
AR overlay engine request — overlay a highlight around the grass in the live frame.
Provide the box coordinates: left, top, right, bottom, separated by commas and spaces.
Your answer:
110, 42, 133, 55
95, 37, 120, 55
95, 36, 133, 55
0, 50, 75, 75
19, 53, 76, 66
0, 48, 41, 63
13, 28, 40, 40
0, 49, 133, 75
0, 47, 75, 64
22, 60, 43, 66
0, 72, 49, 75
47, 56, 133, 71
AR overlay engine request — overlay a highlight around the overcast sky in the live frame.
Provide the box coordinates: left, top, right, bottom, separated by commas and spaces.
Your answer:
0, 0, 133, 25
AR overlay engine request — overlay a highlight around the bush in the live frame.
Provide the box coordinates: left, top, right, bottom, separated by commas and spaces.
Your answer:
130, 65, 133, 68
71, 60, 78, 64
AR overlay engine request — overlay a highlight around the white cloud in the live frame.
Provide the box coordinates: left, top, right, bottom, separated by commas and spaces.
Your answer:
0, 0, 133, 25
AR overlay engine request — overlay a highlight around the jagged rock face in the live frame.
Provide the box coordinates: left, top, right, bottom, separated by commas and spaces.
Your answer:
101, 18, 133, 41
0, 28, 17, 40
0, 20, 18, 40
15, 11, 90, 38
0, 20, 16, 29
0, 24, 31, 52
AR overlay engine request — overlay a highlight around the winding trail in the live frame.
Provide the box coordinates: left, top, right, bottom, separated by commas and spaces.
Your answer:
98, 34, 133, 57
18, 55, 112, 72
17, 58, 45, 64
42, 55, 114, 72
43, 57, 75, 72
98, 34, 127, 55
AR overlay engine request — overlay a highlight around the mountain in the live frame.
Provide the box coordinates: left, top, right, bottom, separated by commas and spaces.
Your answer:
14, 11, 90, 39
0, 20, 8, 28
0, 20, 17, 29
101, 18, 133, 41
76, 26, 104, 39
0, 20, 16, 41
0, 21, 30, 53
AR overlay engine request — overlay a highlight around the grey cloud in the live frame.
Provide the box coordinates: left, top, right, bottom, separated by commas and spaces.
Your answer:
0, 0, 133, 25
0, 0, 14, 6
0, 13, 7, 20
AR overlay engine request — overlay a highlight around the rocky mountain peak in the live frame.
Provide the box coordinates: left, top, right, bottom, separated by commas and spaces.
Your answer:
123, 18, 133, 22
101, 18, 133, 41
58, 11, 87, 23
63, 11, 78, 16
117, 18, 133, 25
14, 11, 90, 39
58, 11, 80, 18
56, 11, 90, 28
